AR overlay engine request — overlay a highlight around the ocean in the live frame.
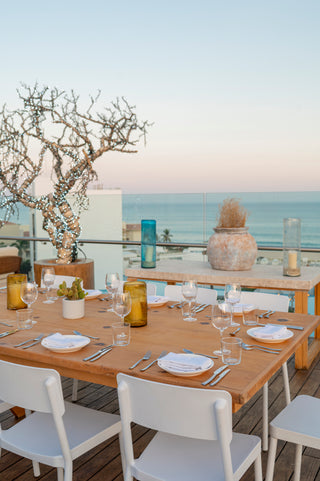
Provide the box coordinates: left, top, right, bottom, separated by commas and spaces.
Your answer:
122, 191, 320, 248
4, 191, 320, 248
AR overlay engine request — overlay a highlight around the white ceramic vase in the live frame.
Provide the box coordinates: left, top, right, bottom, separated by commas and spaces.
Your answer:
62, 298, 85, 319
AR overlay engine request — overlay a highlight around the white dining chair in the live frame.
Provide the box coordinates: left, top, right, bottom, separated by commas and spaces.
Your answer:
117, 373, 262, 481
0, 360, 122, 481
265, 395, 320, 481
240, 291, 290, 451
41, 275, 79, 289
164, 284, 217, 304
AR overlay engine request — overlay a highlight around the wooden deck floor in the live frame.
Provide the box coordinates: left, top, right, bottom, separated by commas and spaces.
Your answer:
0, 352, 319, 481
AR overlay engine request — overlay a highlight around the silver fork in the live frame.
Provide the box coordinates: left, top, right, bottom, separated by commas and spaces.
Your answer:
21, 334, 47, 349
73, 330, 100, 340
241, 343, 281, 354
242, 342, 281, 351
129, 350, 152, 369
140, 350, 167, 371
14, 333, 44, 348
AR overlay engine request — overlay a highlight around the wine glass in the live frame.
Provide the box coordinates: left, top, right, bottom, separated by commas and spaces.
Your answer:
224, 283, 241, 327
211, 302, 231, 355
20, 282, 38, 325
114, 292, 132, 323
105, 273, 121, 312
41, 267, 55, 304
181, 280, 198, 322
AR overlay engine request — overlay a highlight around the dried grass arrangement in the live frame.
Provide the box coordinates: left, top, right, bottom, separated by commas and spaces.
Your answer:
217, 198, 248, 228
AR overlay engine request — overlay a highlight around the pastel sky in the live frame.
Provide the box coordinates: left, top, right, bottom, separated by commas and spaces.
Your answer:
1, 1, 319, 193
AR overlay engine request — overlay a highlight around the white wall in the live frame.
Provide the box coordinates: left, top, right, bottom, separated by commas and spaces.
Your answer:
33, 178, 123, 289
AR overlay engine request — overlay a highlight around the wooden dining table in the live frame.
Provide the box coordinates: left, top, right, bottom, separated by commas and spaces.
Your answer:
0, 291, 319, 413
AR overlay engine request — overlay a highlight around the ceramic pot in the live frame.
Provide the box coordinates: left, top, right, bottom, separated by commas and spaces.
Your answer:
207, 227, 257, 271
62, 298, 85, 319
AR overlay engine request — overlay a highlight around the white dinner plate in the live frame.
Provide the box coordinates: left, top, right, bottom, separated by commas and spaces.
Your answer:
247, 327, 293, 344
85, 289, 103, 300
41, 334, 90, 353
147, 296, 169, 307
158, 353, 214, 377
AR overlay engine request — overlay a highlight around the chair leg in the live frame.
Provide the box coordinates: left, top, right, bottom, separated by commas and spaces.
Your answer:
262, 382, 268, 451
254, 453, 263, 481
293, 444, 303, 481
265, 437, 278, 481
57, 467, 64, 481
119, 431, 127, 476
281, 362, 291, 405
63, 461, 73, 481
72, 379, 78, 402
32, 460, 40, 477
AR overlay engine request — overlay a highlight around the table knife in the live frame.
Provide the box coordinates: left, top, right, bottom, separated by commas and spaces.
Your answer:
257, 323, 304, 331
0, 328, 19, 338
88, 348, 112, 362
210, 368, 231, 386
83, 344, 114, 361
202, 365, 229, 386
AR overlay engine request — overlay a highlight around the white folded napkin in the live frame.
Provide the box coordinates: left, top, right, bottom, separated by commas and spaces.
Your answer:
44, 333, 85, 348
255, 325, 288, 339
147, 296, 168, 304
158, 352, 212, 372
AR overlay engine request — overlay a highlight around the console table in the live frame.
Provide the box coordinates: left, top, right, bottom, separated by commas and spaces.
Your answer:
125, 260, 320, 369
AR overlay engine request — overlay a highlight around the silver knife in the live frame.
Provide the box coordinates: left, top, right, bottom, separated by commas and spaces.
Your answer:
140, 350, 167, 372
194, 304, 210, 313
0, 328, 19, 338
257, 323, 304, 331
210, 368, 231, 386
88, 348, 113, 362
83, 344, 114, 361
202, 365, 229, 386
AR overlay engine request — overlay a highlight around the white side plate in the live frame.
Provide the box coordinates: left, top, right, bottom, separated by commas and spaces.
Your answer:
247, 327, 293, 344
41, 335, 90, 353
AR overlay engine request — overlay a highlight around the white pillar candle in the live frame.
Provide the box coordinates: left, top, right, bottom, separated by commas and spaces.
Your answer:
145, 246, 154, 263
288, 250, 297, 270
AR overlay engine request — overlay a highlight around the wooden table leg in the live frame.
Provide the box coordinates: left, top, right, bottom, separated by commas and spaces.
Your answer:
294, 288, 320, 369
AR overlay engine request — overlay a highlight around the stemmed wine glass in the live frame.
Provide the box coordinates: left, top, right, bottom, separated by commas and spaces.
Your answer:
211, 302, 231, 355
224, 283, 241, 327
105, 273, 121, 312
181, 280, 198, 322
20, 281, 38, 325
114, 292, 132, 323
41, 267, 55, 304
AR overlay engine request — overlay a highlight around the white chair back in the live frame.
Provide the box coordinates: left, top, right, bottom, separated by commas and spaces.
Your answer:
41, 275, 80, 289
0, 360, 65, 415
117, 373, 231, 440
240, 292, 289, 311
164, 285, 217, 304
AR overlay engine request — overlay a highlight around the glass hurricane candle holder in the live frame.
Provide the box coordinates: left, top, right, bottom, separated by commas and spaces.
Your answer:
123, 280, 147, 327
141, 219, 156, 268
7, 273, 27, 310
283, 218, 301, 277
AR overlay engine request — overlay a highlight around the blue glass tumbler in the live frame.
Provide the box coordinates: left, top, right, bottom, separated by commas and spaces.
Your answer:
141, 220, 156, 268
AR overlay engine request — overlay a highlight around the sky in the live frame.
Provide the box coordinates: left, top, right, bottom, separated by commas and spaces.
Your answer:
0, 0, 319, 194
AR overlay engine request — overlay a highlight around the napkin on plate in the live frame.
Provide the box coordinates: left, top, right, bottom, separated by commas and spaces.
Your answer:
147, 296, 167, 304
255, 325, 288, 339
158, 352, 212, 372
44, 333, 84, 349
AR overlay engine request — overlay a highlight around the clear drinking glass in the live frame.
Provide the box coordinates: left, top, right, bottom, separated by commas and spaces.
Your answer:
114, 292, 132, 323
211, 303, 231, 355
105, 273, 121, 312
181, 280, 198, 322
41, 267, 55, 304
20, 282, 38, 325
224, 283, 241, 327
